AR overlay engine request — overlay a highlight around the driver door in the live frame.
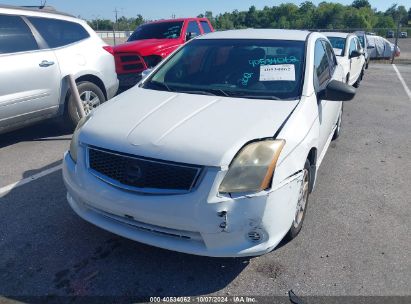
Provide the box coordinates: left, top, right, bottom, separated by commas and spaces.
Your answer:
314, 39, 341, 155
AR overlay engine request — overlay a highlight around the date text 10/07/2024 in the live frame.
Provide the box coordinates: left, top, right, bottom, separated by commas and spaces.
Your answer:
149, 296, 258, 303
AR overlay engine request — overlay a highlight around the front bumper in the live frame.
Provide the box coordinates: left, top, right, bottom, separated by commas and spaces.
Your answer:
63, 150, 302, 257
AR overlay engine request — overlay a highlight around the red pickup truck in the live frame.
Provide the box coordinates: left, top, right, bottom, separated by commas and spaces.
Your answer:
113, 17, 214, 88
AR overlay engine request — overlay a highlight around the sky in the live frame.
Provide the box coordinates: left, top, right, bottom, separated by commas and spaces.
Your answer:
2, 0, 410, 20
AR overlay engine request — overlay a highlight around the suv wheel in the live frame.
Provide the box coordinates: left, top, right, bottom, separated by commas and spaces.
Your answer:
66, 81, 106, 128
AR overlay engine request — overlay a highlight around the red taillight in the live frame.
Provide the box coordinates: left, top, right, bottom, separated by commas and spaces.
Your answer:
103, 46, 114, 55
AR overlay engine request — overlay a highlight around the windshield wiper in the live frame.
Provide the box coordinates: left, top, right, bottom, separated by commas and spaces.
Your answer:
177, 88, 229, 97
228, 93, 282, 100
147, 81, 172, 92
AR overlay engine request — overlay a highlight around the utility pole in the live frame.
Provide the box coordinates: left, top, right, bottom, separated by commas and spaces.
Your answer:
391, 20, 400, 64
113, 8, 119, 46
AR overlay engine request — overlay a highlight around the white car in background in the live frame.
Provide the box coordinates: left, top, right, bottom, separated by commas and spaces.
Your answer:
0, 5, 119, 134
324, 32, 365, 87
63, 29, 355, 257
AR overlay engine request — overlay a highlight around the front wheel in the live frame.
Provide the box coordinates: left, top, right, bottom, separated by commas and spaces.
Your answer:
66, 81, 106, 128
286, 159, 311, 240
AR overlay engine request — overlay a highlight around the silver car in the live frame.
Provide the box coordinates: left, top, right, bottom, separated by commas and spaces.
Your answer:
0, 5, 119, 134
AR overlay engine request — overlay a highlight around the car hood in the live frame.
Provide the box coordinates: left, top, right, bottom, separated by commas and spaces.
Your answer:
113, 39, 181, 56
80, 88, 299, 167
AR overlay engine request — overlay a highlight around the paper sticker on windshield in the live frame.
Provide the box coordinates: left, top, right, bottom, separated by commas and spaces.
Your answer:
259, 64, 295, 81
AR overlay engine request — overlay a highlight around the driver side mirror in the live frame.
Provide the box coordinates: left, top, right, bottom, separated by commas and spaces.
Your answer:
185, 32, 198, 41
319, 80, 356, 101
350, 50, 362, 58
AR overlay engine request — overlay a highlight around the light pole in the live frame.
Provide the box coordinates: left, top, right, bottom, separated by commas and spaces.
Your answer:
92, 14, 100, 31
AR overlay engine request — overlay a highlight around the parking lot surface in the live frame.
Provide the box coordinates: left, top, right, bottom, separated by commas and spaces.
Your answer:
0, 63, 410, 302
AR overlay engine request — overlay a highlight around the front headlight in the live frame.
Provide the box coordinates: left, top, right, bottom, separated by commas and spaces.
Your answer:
69, 115, 91, 163
219, 139, 286, 194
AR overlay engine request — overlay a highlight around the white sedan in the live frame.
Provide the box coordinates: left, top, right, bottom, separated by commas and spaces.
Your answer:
63, 29, 355, 257
324, 32, 366, 87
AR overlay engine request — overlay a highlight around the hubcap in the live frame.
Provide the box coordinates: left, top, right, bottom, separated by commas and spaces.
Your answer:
80, 91, 100, 115
293, 169, 309, 228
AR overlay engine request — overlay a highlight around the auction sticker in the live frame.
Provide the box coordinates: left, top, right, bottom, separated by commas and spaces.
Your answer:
259, 64, 295, 81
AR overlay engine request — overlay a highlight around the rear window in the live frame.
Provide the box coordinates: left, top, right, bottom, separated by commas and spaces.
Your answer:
0, 15, 38, 54
128, 21, 184, 41
28, 17, 90, 48
200, 21, 212, 33
327, 36, 345, 56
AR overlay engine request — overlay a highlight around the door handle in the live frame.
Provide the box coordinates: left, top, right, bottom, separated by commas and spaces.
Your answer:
39, 60, 55, 67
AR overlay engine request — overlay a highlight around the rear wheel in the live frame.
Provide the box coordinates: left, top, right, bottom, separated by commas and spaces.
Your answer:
65, 81, 106, 128
286, 160, 311, 240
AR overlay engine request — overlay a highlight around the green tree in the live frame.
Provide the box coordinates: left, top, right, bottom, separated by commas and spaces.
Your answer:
351, 0, 371, 9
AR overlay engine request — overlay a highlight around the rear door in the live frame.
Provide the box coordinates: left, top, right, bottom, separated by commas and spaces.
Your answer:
0, 14, 60, 130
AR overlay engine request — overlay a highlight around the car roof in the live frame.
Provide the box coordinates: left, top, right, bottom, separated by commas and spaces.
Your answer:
0, 4, 79, 21
197, 29, 311, 41
147, 17, 209, 24
321, 32, 355, 39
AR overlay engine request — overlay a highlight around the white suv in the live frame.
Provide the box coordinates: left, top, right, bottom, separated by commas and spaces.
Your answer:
0, 5, 119, 134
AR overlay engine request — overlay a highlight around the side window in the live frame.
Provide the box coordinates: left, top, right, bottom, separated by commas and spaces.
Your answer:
28, 17, 90, 48
187, 21, 201, 37
322, 40, 337, 73
314, 40, 331, 88
0, 15, 38, 54
200, 21, 212, 33
355, 38, 362, 51
349, 39, 356, 56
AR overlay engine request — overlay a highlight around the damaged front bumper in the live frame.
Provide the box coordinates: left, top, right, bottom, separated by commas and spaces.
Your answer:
63, 151, 303, 257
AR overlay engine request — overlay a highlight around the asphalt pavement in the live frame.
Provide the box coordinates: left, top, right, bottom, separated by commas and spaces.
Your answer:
0, 63, 410, 303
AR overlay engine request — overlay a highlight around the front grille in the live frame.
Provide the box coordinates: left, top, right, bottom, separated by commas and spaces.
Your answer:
120, 55, 140, 62
123, 63, 144, 71
115, 52, 146, 74
87, 147, 203, 194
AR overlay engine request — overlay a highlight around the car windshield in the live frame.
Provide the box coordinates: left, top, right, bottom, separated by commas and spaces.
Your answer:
128, 21, 183, 41
142, 39, 305, 100
327, 37, 345, 56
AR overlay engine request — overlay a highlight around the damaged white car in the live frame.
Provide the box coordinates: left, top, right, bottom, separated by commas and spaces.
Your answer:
63, 29, 355, 257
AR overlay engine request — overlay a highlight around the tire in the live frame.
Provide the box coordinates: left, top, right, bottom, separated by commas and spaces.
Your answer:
332, 104, 343, 140
65, 81, 106, 128
286, 159, 311, 240
353, 67, 364, 88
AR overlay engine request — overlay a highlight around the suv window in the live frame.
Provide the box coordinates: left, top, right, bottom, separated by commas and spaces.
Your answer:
314, 40, 330, 88
128, 22, 184, 41
187, 21, 201, 37
28, 17, 89, 48
200, 21, 212, 33
0, 15, 38, 54
322, 40, 337, 73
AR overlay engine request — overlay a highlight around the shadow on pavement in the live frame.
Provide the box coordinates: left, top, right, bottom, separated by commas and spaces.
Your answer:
0, 120, 73, 149
0, 164, 249, 303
